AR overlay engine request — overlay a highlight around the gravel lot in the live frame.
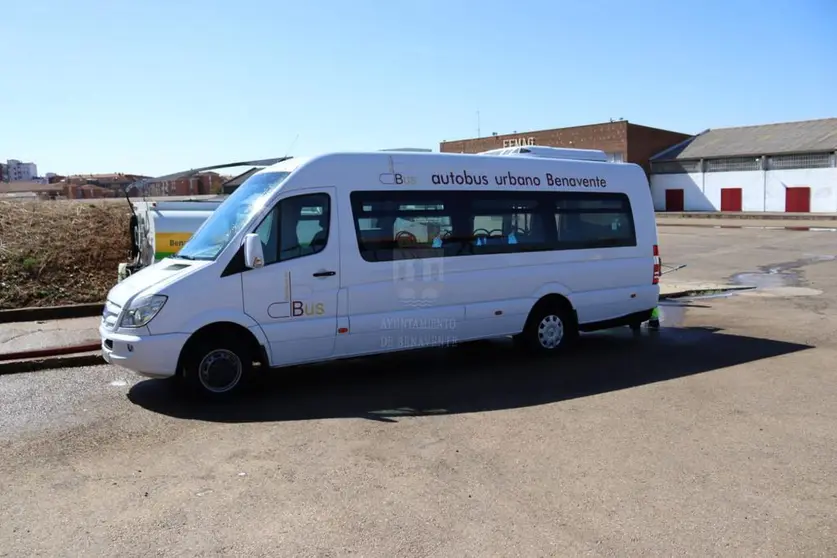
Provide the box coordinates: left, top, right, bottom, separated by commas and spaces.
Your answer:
1, 225, 836, 557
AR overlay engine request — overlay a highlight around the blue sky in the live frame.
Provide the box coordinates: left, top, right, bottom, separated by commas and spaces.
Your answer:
2, 0, 835, 177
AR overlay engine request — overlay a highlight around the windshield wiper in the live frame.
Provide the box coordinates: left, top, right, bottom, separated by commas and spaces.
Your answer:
172, 253, 195, 260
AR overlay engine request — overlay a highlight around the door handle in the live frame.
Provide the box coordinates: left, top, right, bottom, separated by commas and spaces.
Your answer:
313, 270, 336, 277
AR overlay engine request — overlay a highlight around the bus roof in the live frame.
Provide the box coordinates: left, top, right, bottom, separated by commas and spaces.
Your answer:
252, 149, 645, 196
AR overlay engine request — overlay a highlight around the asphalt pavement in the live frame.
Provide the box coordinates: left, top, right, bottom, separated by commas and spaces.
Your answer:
1, 224, 836, 557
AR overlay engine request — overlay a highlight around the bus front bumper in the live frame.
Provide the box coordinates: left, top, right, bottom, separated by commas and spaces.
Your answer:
100, 325, 189, 379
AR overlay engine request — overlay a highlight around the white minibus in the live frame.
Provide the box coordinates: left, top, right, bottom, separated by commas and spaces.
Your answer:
100, 146, 661, 398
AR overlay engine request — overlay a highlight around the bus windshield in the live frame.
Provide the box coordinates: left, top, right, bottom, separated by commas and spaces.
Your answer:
173, 171, 291, 261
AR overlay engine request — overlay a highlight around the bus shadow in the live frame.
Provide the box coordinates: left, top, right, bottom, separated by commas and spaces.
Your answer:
127, 326, 812, 423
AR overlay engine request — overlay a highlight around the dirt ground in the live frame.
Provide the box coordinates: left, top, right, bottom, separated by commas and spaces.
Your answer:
1, 224, 836, 556
0, 200, 131, 309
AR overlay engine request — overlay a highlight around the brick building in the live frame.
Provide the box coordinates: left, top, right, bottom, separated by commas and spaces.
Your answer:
66, 184, 116, 199
144, 171, 224, 197
440, 120, 692, 175
67, 173, 150, 189
58, 173, 152, 199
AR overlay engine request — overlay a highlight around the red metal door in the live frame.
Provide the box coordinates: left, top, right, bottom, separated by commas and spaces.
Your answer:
720, 188, 743, 212
665, 189, 685, 211
785, 187, 811, 213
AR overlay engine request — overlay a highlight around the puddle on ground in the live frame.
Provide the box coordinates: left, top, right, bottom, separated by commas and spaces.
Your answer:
729, 271, 794, 289
728, 255, 835, 297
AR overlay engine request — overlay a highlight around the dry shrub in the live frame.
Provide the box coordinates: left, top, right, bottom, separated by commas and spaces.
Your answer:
0, 199, 132, 309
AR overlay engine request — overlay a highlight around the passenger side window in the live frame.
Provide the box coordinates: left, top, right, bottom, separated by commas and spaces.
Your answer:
393, 214, 454, 249
469, 198, 546, 252
554, 195, 635, 248
349, 190, 635, 261
351, 196, 456, 262
252, 193, 330, 265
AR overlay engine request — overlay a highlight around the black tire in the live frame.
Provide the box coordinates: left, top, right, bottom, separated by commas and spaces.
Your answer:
179, 332, 253, 400
518, 302, 576, 355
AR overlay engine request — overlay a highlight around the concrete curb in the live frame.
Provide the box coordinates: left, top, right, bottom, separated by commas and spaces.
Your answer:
0, 351, 104, 376
0, 303, 103, 324
0, 343, 102, 363
656, 212, 837, 221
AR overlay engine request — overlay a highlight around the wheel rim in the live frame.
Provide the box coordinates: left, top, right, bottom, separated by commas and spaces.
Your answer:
537, 314, 564, 349
198, 349, 243, 393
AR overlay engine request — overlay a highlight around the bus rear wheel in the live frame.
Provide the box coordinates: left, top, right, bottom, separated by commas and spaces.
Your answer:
516, 302, 576, 355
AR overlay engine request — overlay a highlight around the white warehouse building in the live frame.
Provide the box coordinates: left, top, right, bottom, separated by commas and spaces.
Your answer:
649, 118, 837, 213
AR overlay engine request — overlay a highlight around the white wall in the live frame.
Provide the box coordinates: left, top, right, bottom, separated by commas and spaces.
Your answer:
765, 168, 837, 213
651, 167, 837, 213
650, 173, 715, 211
704, 171, 764, 211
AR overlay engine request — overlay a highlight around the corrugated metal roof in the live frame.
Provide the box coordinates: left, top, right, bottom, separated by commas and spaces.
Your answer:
652, 118, 837, 160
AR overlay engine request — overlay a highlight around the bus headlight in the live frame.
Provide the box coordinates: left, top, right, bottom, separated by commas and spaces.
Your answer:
119, 295, 168, 328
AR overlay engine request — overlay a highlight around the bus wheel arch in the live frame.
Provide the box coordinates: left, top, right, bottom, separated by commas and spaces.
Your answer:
515, 294, 578, 354
176, 322, 268, 398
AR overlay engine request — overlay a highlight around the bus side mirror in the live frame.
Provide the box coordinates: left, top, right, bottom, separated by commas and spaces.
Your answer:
243, 233, 265, 269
